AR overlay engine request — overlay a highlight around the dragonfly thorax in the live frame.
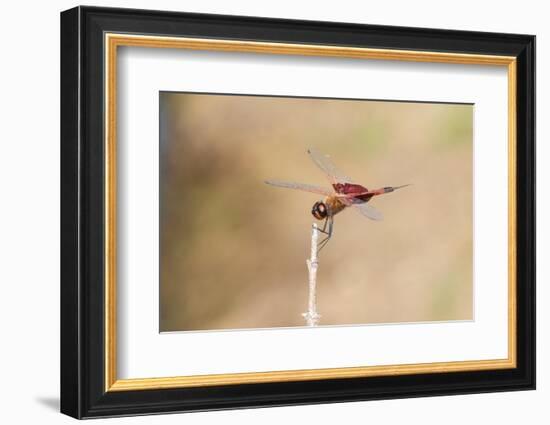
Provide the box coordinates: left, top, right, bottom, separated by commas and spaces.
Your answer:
312, 197, 346, 220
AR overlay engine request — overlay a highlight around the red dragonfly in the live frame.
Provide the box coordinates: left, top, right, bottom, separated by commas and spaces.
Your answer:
265, 147, 410, 250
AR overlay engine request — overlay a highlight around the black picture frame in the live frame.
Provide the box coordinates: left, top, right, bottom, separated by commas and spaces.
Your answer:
61, 5, 535, 419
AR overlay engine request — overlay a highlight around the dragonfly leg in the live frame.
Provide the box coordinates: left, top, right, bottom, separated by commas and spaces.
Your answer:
317, 216, 333, 253
317, 216, 330, 235
318, 213, 335, 235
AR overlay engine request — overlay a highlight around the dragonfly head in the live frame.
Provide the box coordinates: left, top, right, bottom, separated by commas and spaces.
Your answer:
312, 201, 328, 220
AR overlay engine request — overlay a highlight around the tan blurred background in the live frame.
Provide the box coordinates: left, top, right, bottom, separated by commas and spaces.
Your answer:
159, 92, 473, 332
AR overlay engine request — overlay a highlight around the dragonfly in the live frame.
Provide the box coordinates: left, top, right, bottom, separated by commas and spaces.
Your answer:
265, 147, 410, 251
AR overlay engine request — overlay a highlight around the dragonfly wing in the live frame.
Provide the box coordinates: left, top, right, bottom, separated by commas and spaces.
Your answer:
352, 202, 383, 221
308, 147, 354, 184
264, 179, 333, 196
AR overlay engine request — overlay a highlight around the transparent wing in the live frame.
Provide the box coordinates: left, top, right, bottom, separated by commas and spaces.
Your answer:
264, 179, 333, 196
352, 202, 383, 221
307, 147, 354, 184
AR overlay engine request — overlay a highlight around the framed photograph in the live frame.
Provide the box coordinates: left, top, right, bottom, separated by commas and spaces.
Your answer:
60, 6, 535, 419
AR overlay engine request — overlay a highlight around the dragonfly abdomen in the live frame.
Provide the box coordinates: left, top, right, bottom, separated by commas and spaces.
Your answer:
354, 193, 375, 202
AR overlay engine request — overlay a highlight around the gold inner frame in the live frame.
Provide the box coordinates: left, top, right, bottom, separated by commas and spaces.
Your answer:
104, 33, 517, 392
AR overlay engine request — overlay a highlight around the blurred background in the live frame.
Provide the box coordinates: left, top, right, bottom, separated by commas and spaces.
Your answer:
159, 92, 473, 332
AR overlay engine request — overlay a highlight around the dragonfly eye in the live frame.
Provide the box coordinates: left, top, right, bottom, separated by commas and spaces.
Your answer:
312, 201, 327, 220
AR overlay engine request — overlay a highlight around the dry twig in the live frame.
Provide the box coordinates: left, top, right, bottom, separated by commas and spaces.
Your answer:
303, 223, 321, 326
